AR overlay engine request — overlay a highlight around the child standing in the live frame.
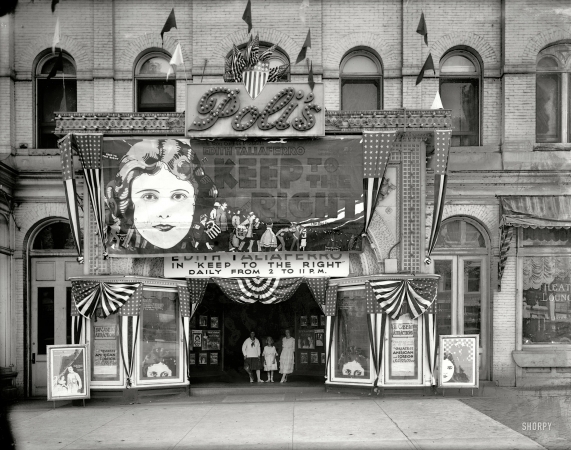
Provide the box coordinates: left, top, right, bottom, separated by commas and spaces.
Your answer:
263, 337, 278, 382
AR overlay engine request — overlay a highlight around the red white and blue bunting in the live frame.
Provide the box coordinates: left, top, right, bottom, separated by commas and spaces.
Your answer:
369, 278, 438, 320
71, 280, 141, 319
212, 277, 303, 304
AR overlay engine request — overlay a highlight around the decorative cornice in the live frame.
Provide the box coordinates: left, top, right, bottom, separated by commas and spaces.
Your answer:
55, 110, 451, 136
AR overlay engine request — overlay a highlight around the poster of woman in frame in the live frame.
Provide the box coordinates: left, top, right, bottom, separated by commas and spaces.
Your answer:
438, 335, 479, 388
199, 315, 208, 327
300, 316, 307, 327
47, 344, 90, 401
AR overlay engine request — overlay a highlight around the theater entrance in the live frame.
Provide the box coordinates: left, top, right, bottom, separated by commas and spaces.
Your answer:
188, 283, 326, 381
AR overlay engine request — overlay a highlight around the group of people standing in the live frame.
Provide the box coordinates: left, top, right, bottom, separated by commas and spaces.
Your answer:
242, 330, 295, 383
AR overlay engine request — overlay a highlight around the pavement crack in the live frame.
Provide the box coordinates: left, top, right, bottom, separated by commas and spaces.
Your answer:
374, 400, 421, 450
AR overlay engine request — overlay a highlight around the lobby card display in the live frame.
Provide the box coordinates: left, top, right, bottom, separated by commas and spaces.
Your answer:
92, 317, 120, 381
438, 335, 479, 388
386, 314, 419, 382
47, 344, 90, 401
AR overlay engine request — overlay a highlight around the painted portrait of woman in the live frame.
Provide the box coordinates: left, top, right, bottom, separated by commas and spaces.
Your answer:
108, 139, 218, 251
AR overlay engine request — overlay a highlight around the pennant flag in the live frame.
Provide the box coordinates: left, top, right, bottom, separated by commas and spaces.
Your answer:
75, 134, 106, 253
295, 29, 311, 64
58, 134, 81, 257
52, 0, 60, 13
161, 9, 177, 46
71, 281, 141, 319
369, 278, 438, 319
431, 90, 443, 109
167, 43, 184, 80
416, 12, 428, 45
416, 53, 435, 85
324, 285, 338, 316
308, 60, 315, 91
425, 129, 452, 263
245, 33, 260, 67
242, 0, 253, 33
212, 277, 303, 304
300, 0, 310, 24
362, 130, 397, 232
47, 50, 64, 79
52, 17, 60, 53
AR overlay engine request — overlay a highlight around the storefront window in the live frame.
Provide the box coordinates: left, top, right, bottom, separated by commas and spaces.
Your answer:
335, 289, 370, 379
386, 314, 420, 382
523, 256, 571, 345
92, 314, 120, 382
140, 289, 180, 380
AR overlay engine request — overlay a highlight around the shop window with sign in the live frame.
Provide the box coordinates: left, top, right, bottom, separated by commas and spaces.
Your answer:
521, 228, 571, 345
332, 288, 372, 383
91, 312, 121, 384
384, 314, 423, 384
35, 51, 77, 149
138, 288, 183, 383
134, 52, 176, 112
340, 49, 383, 111
536, 43, 571, 144
440, 50, 481, 147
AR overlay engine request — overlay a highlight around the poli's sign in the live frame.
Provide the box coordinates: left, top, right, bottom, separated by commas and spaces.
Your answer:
102, 137, 364, 256
186, 83, 325, 138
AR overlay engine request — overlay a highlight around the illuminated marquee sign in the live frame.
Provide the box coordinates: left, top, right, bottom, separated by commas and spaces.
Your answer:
186, 83, 325, 138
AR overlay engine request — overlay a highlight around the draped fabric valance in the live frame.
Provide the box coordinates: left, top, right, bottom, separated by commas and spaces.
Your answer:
71, 281, 142, 318
213, 277, 304, 305
500, 196, 571, 229
368, 278, 438, 319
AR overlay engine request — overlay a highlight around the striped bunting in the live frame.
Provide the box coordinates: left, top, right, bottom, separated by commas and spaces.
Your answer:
119, 284, 144, 316
425, 129, 452, 264
71, 316, 84, 344
119, 315, 140, 387
423, 312, 438, 386
212, 277, 303, 304
75, 134, 106, 253
369, 278, 438, 319
498, 225, 513, 290
71, 280, 141, 318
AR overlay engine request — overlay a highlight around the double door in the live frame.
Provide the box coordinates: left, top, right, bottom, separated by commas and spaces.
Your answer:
433, 256, 488, 379
30, 257, 83, 396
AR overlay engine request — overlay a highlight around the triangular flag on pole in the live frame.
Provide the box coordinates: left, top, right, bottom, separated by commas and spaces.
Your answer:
416, 53, 435, 85
52, 0, 60, 13
161, 9, 177, 46
242, 0, 253, 33
296, 29, 311, 64
52, 18, 60, 54
308, 60, 315, 91
431, 90, 443, 109
300, 0, 310, 24
167, 43, 184, 80
416, 12, 428, 45
47, 50, 64, 80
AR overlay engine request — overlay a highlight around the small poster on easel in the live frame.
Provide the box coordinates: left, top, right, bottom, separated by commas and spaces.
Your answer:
47, 344, 90, 402
438, 335, 479, 388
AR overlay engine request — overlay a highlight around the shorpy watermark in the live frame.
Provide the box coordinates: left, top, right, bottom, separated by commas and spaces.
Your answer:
522, 422, 552, 432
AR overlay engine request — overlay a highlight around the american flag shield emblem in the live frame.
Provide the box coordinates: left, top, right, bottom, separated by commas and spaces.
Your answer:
243, 62, 269, 99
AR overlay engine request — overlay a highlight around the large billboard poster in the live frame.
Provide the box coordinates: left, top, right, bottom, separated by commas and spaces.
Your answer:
102, 137, 364, 256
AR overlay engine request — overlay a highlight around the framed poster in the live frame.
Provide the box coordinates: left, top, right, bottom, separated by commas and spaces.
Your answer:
206, 330, 221, 350
300, 316, 307, 327
47, 344, 90, 401
199, 353, 208, 365
320, 315, 326, 326
189, 354, 196, 365
311, 316, 318, 327
311, 352, 319, 364
210, 353, 219, 365
314, 329, 324, 347
298, 330, 315, 349
300, 352, 308, 364
321, 353, 326, 364
199, 315, 208, 327
211, 317, 219, 328
192, 330, 202, 349
439, 335, 479, 388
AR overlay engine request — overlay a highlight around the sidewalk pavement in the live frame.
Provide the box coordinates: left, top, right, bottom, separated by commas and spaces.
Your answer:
5, 387, 561, 450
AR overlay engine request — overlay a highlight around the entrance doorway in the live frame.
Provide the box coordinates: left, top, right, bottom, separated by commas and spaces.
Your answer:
29, 220, 83, 396
432, 217, 490, 379
189, 284, 325, 381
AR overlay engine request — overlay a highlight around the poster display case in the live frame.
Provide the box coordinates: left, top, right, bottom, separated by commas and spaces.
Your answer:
47, 344, 90, 401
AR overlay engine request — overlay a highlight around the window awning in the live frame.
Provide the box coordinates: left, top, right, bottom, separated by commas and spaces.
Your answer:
500, 196, 571, 229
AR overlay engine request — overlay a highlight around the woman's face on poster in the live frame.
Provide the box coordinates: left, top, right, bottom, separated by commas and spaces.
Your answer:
131, 167, 196, 248
442, 357, 455, 382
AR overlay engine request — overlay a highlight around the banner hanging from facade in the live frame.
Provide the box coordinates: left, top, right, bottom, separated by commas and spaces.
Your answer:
102, 137, 364, 256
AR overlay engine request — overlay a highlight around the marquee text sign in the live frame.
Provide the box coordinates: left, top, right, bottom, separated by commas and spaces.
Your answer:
164, 252, 350, 278
186, 83, 325, 138
102, 137, 363, 256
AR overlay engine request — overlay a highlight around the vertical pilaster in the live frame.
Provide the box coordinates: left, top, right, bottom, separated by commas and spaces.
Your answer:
93, 0, 114, 111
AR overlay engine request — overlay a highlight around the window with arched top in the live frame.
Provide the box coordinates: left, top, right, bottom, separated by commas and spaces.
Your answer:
134, 51, 176, 112
536, 43, 571, 143
340, 50, 383, 110
440, 50, 481, 147
35, 51, 77, 149
32, 221, 77, 250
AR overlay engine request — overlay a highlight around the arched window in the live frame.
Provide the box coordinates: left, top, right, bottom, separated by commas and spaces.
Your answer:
32, 221, 77, 250
134, 51, 176, 112
340, 49, 382, 110
536, 43, 571, 143
432, 217, 490, 379
440, 50, 481, 146
35, 52, 77, 149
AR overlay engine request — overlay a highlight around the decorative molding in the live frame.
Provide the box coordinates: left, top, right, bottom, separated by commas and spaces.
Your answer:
323, 32, 399, 71
430, 31, 499, 69
55, 110, 451, 135
523, 26, 571, 63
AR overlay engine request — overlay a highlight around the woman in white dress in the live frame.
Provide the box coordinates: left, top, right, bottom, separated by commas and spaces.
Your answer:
279, 329, 295, 383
